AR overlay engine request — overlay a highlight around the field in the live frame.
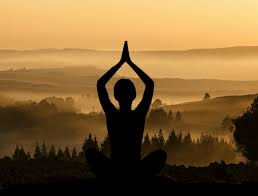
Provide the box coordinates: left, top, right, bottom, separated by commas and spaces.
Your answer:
0, 159, 257, 191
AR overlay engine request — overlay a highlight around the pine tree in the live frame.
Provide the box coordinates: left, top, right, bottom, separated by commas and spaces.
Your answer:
78, 151, 85, 162
71, 147, 78, 161
19, 146, 27, 160
168, 110, 173, 120
33, 143, 42, 160
203, 93, 211, 100
175, 111, 182, 122
48, 145, 56, 160
26, 152, 31, 160
151, 98, 163, 108
151, 134, 159, 151
64, 146, 71, 161
165, 129, 177, 149
100, 136, 111, 158
142, 134, 151, 156
12, 145, 20, 160
56, 148, 64, 161
178, 131, 183, 143
157, 129, 165, 149
12, 145, 30, 160
41, 142, 48, 160
82, 133, 99, 153
183, 132, 192, 145
94, 136, 98, 150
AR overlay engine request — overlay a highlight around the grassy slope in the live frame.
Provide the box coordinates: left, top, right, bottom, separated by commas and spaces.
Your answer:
162, 94, 257, 134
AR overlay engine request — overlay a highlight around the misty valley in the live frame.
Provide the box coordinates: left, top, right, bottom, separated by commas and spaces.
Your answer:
3, 0, 258, 190
0, 65, 257, 163
1, 51, 258, 187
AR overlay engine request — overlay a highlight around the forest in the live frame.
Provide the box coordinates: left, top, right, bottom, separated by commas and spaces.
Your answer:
3, 129, 238, 166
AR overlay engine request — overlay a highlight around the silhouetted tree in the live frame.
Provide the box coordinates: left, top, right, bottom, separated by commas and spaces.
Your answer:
178, 131, 183, 143
19, 146, 27, 160
64, 146, 71, 161
175, 111, 182, 122
203, 93, 211, 100
147, 129, 165, 152
157, 129, 165, 149
168, 110, 173, 121
142, 134, 151, 156
78, 151, 85, 162
71, 147, 78, 161
82, 134, 99, 154
33, 143, 42, 160
233, 96, 258, 162
151, 134, 160, 151
222, 115, 233, 130
12, 145, 20, 160
48, 145, 56, 160
100, 136, 111, 158
148, 108, 170, 127
41, 143, 48, 160
26, 152, 31, 160
183, 132, 192, 145
2, 156, 12, 161
13, 145, 30, 160
165, 130, 177, 147
151, 99, 163, 108
56, 148, 65, 161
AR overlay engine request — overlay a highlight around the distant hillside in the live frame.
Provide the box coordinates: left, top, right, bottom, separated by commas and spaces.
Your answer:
162, 94, 258, 134
164, 94, 257, 114
137, 46, 258, 57
1, 46, 258, 80
1, 67, 258, 107
1, 67, 258, 93
1, 45, 258, 57
0, 66, 104, 93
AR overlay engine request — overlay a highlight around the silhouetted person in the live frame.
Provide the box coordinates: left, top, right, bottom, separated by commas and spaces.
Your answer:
86, 41, 167, 178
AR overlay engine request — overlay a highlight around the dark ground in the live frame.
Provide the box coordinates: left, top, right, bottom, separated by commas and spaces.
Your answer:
0, 160, 257, 193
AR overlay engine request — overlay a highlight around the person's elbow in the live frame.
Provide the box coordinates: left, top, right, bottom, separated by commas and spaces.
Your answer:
97, 77, 105, 86
145, 79, 154, 93
149, 79, 154, 89
97, 79, 105, 91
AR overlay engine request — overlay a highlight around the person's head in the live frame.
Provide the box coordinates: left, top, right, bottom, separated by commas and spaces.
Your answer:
114, 79, 136, 109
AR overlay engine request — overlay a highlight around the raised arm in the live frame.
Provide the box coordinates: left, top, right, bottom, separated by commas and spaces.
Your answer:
97, 62, 122, 113
124, 42, 154, 114
97, 43, 129, 113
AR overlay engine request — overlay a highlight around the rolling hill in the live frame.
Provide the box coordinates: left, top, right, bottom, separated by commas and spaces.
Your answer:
1, 66, 258, 111
1, 46, 258, 80
162, 94, 258, 135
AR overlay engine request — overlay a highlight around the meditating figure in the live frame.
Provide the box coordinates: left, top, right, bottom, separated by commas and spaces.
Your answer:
86, 41, 167, 178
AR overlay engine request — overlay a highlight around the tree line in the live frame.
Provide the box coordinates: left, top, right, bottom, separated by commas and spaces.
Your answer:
141, 129, 237, 166
147, 108, 182, 129
4, 130, 237, 166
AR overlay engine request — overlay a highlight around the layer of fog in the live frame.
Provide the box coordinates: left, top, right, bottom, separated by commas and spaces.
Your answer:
2, 47, 258, 80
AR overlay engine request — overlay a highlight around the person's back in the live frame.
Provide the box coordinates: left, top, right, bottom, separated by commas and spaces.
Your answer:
106, 107, 145, 161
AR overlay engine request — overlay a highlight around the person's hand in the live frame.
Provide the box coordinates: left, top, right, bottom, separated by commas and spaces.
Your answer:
120, 41, 131, 63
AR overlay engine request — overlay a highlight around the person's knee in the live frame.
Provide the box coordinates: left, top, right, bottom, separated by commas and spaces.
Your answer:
143, 149, 167, 163
154, 149, 167, 163
161, 150, 167, 163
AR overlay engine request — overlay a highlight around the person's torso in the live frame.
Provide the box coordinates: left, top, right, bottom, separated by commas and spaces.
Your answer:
105, 109, 146, 161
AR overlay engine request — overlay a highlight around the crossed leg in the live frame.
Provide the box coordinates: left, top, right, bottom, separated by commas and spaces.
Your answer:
140, 149, 167, 177
85, 148, 167, 178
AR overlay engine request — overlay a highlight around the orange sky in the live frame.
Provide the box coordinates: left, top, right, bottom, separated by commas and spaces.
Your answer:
1, 0, 258, 50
